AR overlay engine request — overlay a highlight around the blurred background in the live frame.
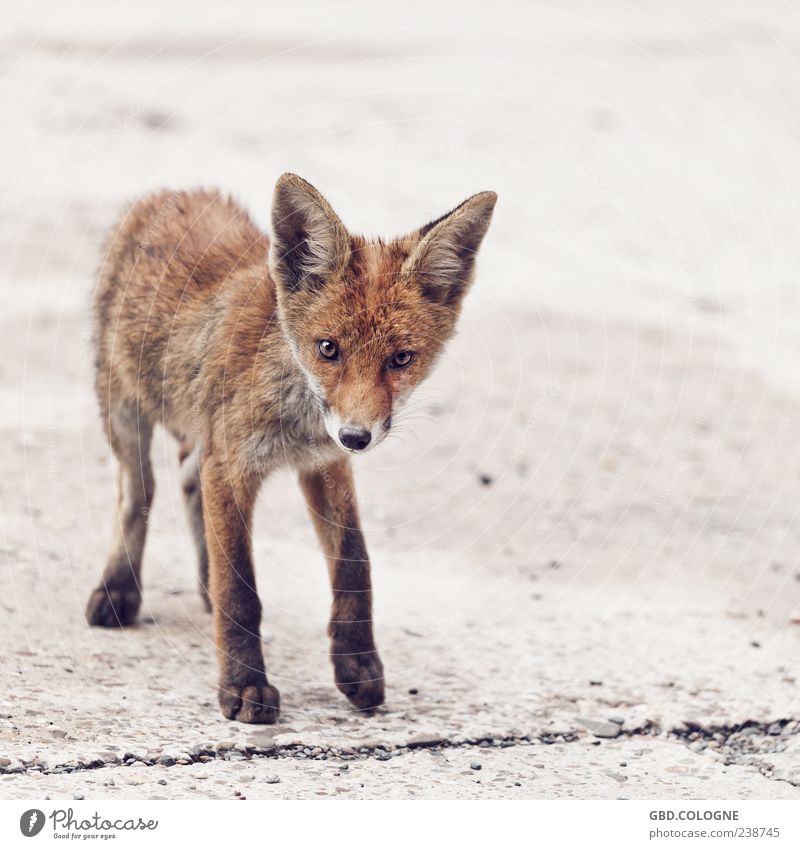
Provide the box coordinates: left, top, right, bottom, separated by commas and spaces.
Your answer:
2, 0, 800, 798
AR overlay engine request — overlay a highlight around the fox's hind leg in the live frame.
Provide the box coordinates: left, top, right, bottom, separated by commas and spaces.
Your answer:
86, 400, 154, 627
179, 440, 211, 612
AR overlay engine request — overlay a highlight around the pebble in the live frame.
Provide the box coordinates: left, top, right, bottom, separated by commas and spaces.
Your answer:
469, 761, 482, 771
407, 734, 447, 748
0, 757, 11, 768
158, 755, 176, 766
578, 718, 621, 739
157, 779, 167, 786
265, 775, 281, 784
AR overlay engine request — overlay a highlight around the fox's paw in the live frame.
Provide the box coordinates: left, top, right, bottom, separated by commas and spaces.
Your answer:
219, 683, 280, 724
332, 646, 385, 713
85, 587, 141, 627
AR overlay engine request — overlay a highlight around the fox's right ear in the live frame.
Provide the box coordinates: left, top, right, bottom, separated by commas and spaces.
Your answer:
269, 173, 350, 293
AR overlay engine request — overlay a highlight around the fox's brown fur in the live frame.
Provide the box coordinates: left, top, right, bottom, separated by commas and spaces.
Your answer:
87, 174, 496, 723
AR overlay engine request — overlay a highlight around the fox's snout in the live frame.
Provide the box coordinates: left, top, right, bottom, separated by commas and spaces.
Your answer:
338, 426, 372, 451
323, 409, 389, 454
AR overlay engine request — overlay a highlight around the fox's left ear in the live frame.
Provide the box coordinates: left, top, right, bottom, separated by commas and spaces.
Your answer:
403, 191, 497, 307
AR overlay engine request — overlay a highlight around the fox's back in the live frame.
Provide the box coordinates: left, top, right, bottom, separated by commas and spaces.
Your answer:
94, 189, 270, 429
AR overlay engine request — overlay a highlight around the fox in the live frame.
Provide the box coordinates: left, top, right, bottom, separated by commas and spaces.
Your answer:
86, 173, 497, 723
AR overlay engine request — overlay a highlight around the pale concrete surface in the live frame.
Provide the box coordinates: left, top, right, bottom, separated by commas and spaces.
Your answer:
4, 739, 800, 801
2, 0, 800, 799
1, 305, 799, 798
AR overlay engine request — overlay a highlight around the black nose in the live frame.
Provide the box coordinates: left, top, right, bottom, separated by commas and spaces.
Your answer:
339, 427, 372, 451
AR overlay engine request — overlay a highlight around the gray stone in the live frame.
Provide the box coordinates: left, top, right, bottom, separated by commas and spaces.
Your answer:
578, 718, 622, 739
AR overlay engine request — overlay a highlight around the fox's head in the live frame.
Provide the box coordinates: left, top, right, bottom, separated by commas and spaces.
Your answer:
269, 173, 497, 454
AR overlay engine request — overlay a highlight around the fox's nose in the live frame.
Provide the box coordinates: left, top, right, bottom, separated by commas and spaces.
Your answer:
339, 427, 372, 451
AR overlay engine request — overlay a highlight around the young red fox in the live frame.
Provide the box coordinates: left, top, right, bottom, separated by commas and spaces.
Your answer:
87, 174, 496, 723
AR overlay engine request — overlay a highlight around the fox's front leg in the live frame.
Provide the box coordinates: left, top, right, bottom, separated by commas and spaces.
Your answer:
201, 456, 279, 723
299, 458, 384, 712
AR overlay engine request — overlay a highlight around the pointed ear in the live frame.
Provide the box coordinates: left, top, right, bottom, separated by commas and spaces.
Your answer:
269, 173, 350, 293
403, 191, 497, 307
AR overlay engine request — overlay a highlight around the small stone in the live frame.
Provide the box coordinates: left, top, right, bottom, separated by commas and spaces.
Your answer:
689, 740, 707, 753
407, 734, 446, 748
158, 755, 175, 766
74, 794, 84, 800
608, 717, 625, 725
265, 775, 281, 784
469, 761, 482, 771
157, 779, 167, 786
0, 757, 11, 768
578, 718, 621, 739
408, 688, 418, 695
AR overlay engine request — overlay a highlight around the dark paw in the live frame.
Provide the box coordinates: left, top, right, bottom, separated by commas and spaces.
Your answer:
86, 587, 141, 627
219, 683, 280, 724
332, 646, 385, 713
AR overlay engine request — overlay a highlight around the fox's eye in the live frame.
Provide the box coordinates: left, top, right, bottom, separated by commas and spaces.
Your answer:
317, 339, 339, 360
389, 351, 414, 369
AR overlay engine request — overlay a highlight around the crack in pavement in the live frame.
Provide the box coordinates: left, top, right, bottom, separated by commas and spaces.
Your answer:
3, 718, 797, 781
